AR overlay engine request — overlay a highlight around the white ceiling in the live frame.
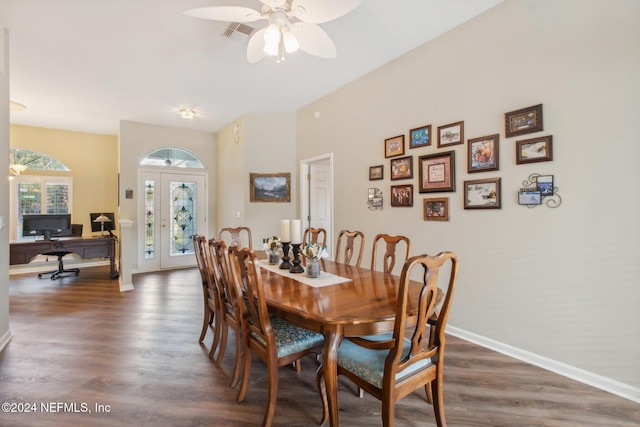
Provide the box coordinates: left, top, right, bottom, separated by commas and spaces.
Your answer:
1, 0, 503, 136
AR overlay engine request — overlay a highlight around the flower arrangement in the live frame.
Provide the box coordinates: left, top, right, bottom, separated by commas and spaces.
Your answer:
263, 236, 282, 251
303, 242, 329, 261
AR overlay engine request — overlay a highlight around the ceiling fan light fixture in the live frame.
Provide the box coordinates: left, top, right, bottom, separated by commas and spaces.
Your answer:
282, 29, 300, 53
179, 108, 196, 120
264, 23, 281, 45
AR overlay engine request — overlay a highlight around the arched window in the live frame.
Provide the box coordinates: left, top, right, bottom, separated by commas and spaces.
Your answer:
10, 147, 70, 173
140, 147, 204, 168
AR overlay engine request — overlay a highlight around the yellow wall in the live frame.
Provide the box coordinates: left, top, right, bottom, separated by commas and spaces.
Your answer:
9, 125, 119, 237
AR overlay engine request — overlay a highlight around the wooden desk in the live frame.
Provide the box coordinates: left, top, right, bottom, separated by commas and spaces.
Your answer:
10, 236, 119, 279
261, 260, 422, 427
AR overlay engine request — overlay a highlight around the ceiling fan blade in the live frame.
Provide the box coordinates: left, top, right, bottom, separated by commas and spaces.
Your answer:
291, 22, 337, 59
183, 6, 262, 23
247, 28, 267, 63
291, 0, 362, 24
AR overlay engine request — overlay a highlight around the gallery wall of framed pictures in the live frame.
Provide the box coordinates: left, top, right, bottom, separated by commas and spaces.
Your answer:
367, 102, 558, 220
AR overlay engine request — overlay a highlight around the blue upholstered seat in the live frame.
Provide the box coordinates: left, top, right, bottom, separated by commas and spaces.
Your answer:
338, 333, 433, 389
252, 316, 324, 358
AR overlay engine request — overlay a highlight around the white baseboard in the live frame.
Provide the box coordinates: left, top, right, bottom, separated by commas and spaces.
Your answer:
0, 328, 12, 353
446, 325, 640, 404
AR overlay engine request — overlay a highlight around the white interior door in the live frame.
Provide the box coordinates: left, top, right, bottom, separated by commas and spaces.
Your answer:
302, 155, 333, 254
138, 171, 206, 271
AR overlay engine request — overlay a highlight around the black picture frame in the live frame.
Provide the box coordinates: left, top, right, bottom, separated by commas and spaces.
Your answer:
464, 177, 502, 209
369, 165, 384, 180
409, 125, 431, 149
505, 104, 543, 138
418, 151, 456, 193
516, 135, 553, 164
391, 184, 413, 207
468, 134, 500, 173
390, 156, 413, 180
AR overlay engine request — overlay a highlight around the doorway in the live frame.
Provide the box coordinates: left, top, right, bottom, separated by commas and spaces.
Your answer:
137, 170, 207, 272
300, 153, 334, 256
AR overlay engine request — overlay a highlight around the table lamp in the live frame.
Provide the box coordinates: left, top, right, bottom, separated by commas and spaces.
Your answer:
93, 214, 112, 237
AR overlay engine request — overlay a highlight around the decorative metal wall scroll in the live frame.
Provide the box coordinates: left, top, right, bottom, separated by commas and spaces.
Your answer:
518, 173, 561, 208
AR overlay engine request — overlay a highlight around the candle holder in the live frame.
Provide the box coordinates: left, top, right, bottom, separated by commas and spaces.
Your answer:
289, 243, 305, 274
279, 242, 293, 270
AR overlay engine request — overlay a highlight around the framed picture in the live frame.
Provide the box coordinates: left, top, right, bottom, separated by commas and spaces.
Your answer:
518, 191, 542, 205
409, 125, 431, 149
505, 104, 543, 137
369, 165, 384, 180
391, 184, 413, 207
437, 121, 464, 148
468, 134, 499, 173
390, 156, 413, 180
464, 177, 502, 209
537, 174, 554, 196
418, 151, 456, 193
516, 135, 553, 164
423, 197, 449, 221
249, 172, 291, 202
384, 135, 405, 158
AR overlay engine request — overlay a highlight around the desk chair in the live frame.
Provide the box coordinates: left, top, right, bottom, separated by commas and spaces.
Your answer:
38, 223, 83, 280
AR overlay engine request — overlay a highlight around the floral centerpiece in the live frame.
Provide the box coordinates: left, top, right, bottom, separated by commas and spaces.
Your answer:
303, 242, 329, 277
263, 236, 282, 264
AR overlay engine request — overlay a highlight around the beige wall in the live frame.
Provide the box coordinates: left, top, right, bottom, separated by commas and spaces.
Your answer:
9, 125, 118, 237
216, 112, 297, 248
296, 0, 640, 391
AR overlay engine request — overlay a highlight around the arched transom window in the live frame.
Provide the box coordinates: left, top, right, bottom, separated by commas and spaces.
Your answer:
140, 147, 204, 168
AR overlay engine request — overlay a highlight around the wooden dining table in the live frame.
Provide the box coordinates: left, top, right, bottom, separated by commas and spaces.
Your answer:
259, 259, 425, 427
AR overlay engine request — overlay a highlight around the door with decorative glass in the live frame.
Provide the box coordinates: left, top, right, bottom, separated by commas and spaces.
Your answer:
139, 171, 206, 271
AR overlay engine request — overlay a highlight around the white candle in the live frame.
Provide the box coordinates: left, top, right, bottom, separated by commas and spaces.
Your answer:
280, 219, 290, 242
291, 219, 302, 244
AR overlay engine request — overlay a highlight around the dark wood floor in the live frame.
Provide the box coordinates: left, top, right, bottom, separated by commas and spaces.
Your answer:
1, 266, 638, 427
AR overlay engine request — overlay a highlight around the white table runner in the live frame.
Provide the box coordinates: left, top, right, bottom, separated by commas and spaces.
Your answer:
259, 259, 352, 288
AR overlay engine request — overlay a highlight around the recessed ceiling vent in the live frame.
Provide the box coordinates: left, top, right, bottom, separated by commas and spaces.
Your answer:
223, 22, 256, 40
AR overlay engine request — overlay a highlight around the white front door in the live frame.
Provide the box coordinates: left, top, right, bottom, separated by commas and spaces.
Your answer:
138, 171, 206, 272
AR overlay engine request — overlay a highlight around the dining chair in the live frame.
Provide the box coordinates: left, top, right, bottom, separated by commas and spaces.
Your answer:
370, 233, 411, 275
334, 230, 365, 267
227, 245, 324, 427
218, 226, 252, 249
316, 252, 459, 427
193, 235, 215, 344
303, 227, 327, 246
208, 237, 244, 389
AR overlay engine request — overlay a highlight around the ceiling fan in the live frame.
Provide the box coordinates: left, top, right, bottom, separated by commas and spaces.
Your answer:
183, 0, 362, 63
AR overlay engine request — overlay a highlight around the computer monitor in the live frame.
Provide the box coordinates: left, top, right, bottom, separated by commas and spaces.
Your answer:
90, 212, 116, 234
22, 214, 72, 240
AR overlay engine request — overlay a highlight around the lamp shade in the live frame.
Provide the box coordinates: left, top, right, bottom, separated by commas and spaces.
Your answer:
93, 214, 112, 223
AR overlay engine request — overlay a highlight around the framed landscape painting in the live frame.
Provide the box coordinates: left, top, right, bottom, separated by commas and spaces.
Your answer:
249, 172, 291, 202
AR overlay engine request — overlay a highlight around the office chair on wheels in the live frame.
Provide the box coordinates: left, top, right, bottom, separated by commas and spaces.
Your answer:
38, 224, 83, 280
